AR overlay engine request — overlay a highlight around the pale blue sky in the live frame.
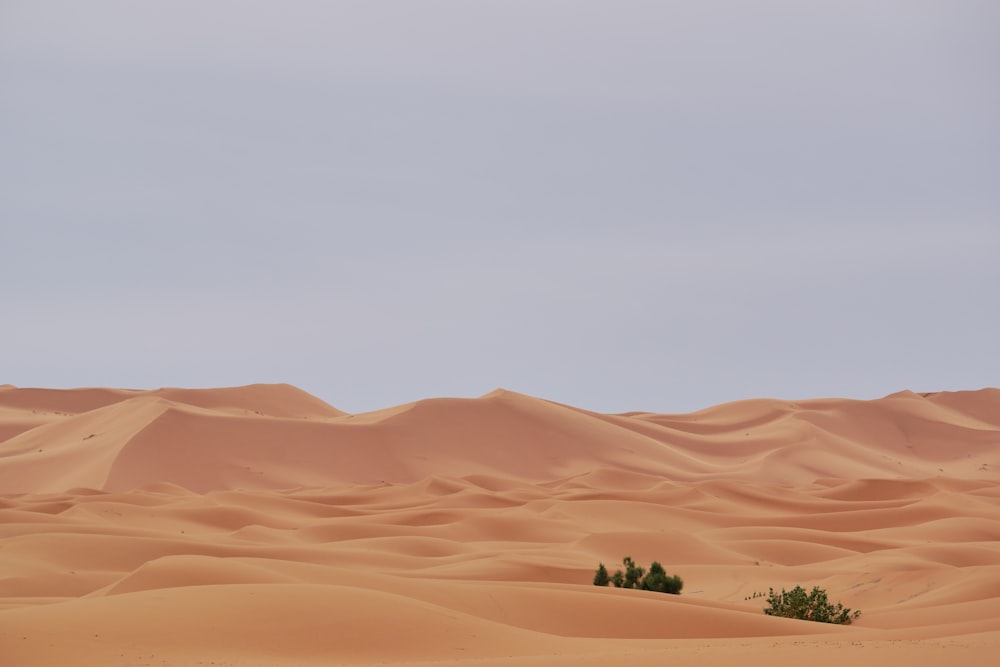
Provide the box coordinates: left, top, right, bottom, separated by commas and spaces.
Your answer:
2, 1, 998, 413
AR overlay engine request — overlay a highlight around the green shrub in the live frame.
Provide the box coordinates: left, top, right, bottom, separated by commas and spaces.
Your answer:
623, 556, 645, 588
763, 585, 860, 624
593, 557, 683, 595
640, 561, 684, 594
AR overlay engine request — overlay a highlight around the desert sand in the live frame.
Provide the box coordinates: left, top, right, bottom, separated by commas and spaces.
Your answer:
1, 383, 999, 666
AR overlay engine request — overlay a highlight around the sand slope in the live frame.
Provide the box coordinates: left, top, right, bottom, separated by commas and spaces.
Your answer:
2, 385, 997, 492
1, 384, 999, 666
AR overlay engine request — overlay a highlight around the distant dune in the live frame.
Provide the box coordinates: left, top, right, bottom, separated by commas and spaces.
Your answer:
2, 384, 999, 666
2, 384, 997, 492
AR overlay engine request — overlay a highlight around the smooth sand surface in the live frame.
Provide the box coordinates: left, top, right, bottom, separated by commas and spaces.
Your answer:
1, 384, 999, 666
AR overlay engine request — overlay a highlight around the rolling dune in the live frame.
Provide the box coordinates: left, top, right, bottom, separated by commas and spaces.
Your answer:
1, 384, 999, 666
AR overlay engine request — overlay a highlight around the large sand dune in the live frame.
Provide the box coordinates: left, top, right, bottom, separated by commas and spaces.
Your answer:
1, 384, 999, 666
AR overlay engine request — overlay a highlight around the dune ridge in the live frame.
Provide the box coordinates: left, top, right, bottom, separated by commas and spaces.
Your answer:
2, 385, 997, 493
1, 384, 999, 666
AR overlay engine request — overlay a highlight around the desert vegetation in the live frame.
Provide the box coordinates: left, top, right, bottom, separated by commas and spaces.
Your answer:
763, 585, 861, 624
593, 557, 683, 594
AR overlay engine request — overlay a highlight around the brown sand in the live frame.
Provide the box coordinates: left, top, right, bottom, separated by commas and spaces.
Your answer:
1, 384, 998, 666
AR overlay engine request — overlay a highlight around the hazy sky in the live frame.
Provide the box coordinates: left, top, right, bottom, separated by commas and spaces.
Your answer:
2, 1, 998, 414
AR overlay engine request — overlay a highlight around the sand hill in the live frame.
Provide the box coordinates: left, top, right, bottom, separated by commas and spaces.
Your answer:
1, 384, 998, 666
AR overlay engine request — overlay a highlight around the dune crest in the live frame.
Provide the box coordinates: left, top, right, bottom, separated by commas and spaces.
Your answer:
1, 385, 997, 493
2, 384, 999, 666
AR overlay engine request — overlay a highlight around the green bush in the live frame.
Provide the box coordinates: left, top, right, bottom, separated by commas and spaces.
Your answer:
623, 556, 645, 588
593, 557, 683, 595
640, 561, 684, 595
763, 585, 860, 624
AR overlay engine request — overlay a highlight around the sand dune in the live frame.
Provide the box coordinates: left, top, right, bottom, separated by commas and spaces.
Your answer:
3, 385, 997, 493
1, 384, 999, 665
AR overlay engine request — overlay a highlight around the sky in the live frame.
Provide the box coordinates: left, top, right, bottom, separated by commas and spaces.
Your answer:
2, 1, 998, 415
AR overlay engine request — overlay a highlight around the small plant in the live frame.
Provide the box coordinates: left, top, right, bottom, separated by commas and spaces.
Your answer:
623, 556, 645, 588
763, 585, 860, 624
593, 557, 683, 595
640, 561, 684, 594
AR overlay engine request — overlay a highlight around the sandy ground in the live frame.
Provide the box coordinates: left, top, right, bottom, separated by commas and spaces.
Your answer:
1, 383, 999, 666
